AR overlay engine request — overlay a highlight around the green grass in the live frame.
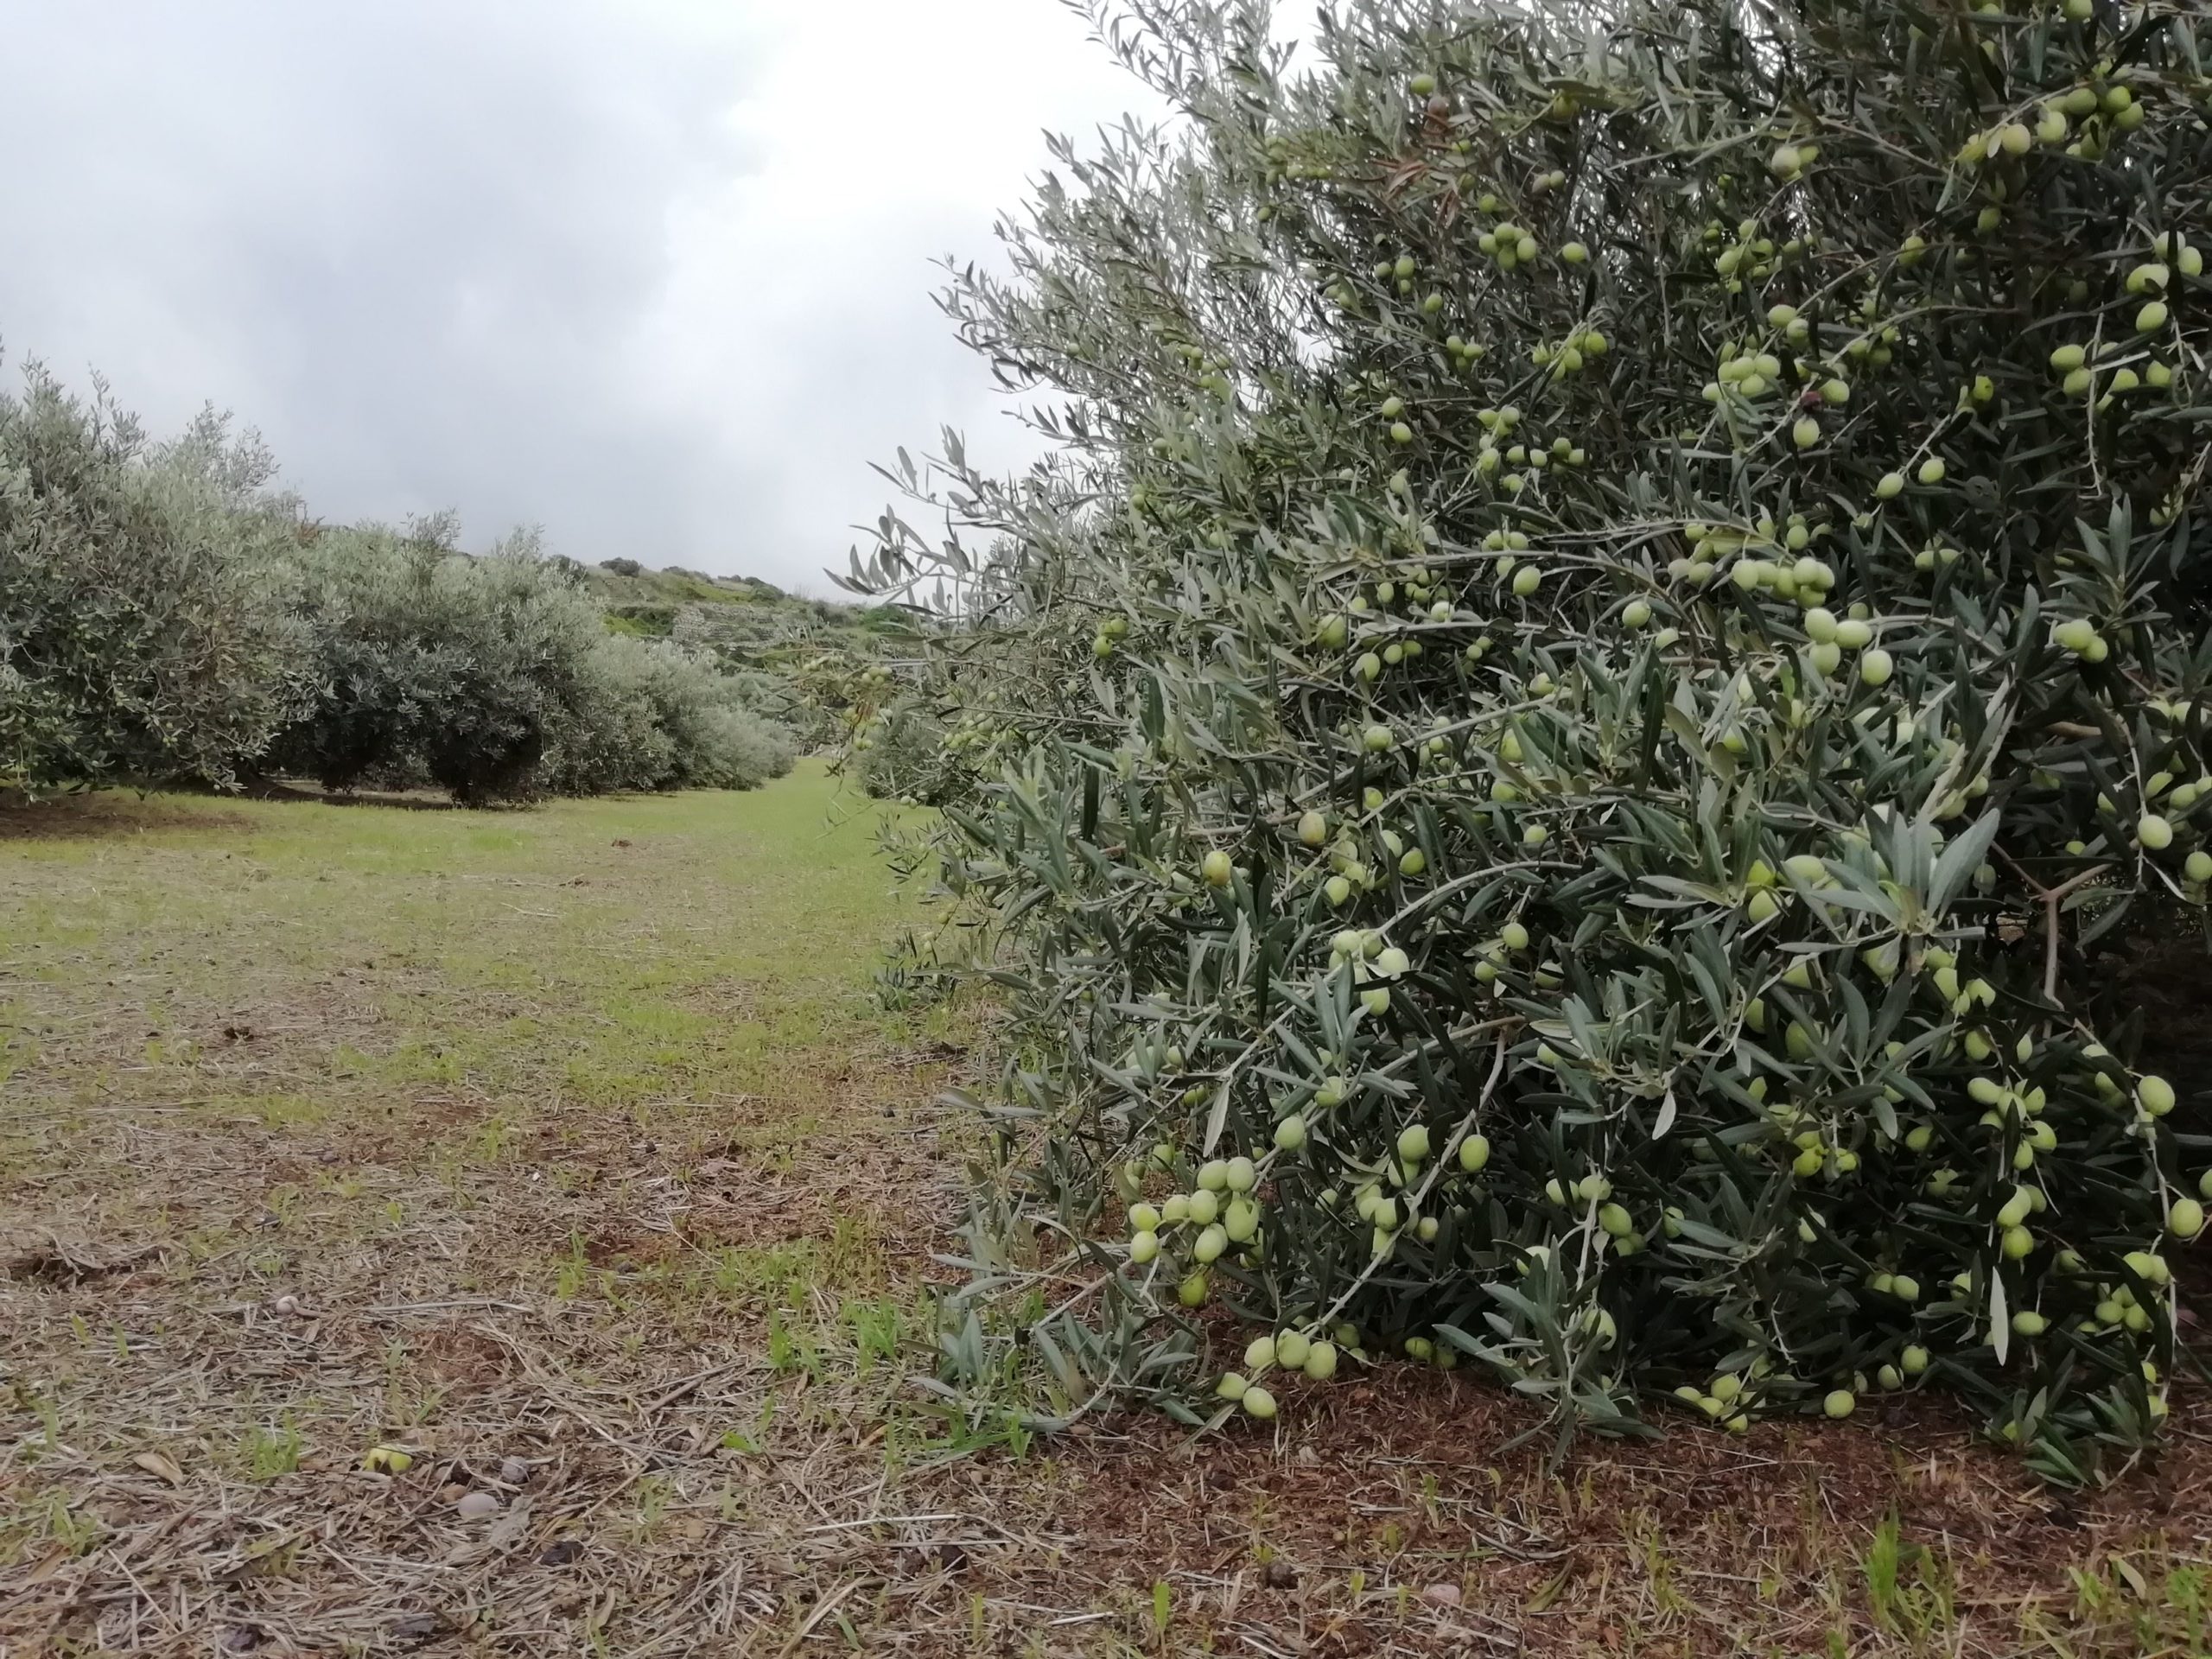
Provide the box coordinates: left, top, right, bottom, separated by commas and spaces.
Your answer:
0, 760, 942, 1127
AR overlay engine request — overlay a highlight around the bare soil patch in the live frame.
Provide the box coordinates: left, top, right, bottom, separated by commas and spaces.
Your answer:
0, 794, 258, 842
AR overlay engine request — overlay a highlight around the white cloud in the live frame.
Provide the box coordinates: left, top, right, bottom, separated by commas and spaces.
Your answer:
0, 0, 1165, 590
636, 0, 1166, 590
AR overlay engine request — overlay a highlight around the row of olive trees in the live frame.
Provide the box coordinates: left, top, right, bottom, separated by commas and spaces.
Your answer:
0, 362, 794, 803
852, 0, 2212, 1482
271, 519, 793, 802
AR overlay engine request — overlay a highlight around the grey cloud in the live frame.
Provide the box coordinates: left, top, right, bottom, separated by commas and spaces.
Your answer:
0, 1, 1156, 591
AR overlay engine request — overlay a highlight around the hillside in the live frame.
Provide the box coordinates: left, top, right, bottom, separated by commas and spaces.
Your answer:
565, 558, 915, 748
576, 558, 911, 662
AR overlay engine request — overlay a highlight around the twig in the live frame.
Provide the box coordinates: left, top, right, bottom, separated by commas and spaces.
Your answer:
1993, 847, 2112, 1002
804, 1512, 966, 1535
639, 1362, 740, 1413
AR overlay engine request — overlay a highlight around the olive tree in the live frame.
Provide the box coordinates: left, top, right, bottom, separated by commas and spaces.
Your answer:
0, 366, 303, 791
851, 0, 2212, 1478
542, 636, 798, 795
270, 522, 590, 801
274, 521, 795, 803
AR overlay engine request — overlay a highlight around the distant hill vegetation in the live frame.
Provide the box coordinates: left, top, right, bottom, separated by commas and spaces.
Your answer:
577, 557, 911, 652
559, 556, 916, 751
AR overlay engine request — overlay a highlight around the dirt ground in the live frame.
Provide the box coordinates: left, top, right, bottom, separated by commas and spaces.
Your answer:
4, 766, 2209, 1657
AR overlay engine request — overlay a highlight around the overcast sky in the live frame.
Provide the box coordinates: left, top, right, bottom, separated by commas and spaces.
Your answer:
0, 2, 1172, 594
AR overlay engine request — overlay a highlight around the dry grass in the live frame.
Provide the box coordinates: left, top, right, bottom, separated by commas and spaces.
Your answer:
3, 763, 2209, 1656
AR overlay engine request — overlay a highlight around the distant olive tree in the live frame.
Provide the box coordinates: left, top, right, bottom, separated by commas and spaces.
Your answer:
273, 522, 794, 803
543, 636, 798, 795
0, 365, 304, 791
853, 0, 2212, 1478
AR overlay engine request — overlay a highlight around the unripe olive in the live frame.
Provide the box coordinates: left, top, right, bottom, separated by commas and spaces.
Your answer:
2126, 1249, 2171, 1286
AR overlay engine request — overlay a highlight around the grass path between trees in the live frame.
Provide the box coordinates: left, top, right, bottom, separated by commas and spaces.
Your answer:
3, 761, 2208, 1656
